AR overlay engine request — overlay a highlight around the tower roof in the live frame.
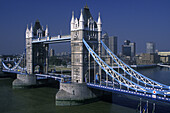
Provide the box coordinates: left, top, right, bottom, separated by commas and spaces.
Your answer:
82, 5, 97, 28
84, 3, 89, 9
33, 20, 42, 31
33, 20, 45, 36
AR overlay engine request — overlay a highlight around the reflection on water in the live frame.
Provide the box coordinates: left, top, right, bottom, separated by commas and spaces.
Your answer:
0, 67, 170, 113
137, 67, 170, 86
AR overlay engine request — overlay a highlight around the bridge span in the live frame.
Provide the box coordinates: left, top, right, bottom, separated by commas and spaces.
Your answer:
1, 5, 170, 106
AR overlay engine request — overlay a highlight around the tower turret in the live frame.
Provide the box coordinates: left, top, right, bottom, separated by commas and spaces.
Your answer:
97, 12, 102, 31
26, 24, 30, 38
79, 9, 84, 29
29, 23, 33, 37
45, 25, 49, 37
71, 11, 75, 31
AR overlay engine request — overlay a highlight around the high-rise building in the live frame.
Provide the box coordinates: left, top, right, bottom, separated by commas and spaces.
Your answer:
102, 34, 118, 56
146, 42, 155, 53
122, 45, 131, 56
50, 49, 55, 57
122, 40, 136, 57
102, 33, 109, 56
129, 42, 136, 57
109, 36, 117, 55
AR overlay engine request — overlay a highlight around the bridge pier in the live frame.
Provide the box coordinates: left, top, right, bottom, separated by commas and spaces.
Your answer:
12, 74, 36, 88
56, 82, 102, 106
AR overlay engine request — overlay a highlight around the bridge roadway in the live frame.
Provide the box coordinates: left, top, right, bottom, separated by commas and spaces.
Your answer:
157, 64, 170, 68
32, 35, 71, 44
36, 73, 71, 82
2, 69, 26, 74
87, 83, 170, 103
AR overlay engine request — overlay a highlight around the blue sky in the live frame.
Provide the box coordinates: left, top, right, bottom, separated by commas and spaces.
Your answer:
0, 0, 170, 54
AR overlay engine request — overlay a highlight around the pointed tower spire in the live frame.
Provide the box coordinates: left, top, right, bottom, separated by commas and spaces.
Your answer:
71, 11, 75, 24
97, 12, 102, 31
26, 24, 29, 32
30, 23, 33, 31
79, 9, 84, 22
79, 9, 84, 29
45, 25, 49, 37
26, 24, 30, 38
71, 11, 75, 31
97, 12, 102, 25
29, 23, 33, 37
84, 3, 89, 9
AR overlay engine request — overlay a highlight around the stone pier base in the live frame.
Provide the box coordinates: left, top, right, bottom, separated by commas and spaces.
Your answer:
56, 82, 103, 106
12, 74, 36, 88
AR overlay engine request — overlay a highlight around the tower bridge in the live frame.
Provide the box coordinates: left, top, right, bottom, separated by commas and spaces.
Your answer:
2, 5, 170, 106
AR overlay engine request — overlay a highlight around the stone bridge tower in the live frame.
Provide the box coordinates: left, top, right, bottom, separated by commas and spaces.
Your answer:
25, 20, 49, 74
56, 6, 103, 105
71, 5, 102, 83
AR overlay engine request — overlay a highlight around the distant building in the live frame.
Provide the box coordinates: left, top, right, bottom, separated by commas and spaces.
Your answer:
136, 53, 160, 65
129, 42, 136, 57
122, 40, 136, 57
50, 49, 55, 57
102, 34, 118, 56
101, 34, 118, 66
124, 40, 130, 45
146, 42, 155, 53
109, 36, 117, 55
158, 51, 170, 64
102, 33, 109, 56
122, 45, 131, 56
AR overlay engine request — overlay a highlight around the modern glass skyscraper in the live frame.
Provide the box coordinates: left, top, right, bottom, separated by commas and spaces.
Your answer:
102, 34, 118, 56
146, 42, 155, 53
109, 36, 117, 55
122, 40, 136, 57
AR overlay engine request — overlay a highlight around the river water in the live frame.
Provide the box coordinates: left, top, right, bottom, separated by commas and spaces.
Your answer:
0, 67, 170, 113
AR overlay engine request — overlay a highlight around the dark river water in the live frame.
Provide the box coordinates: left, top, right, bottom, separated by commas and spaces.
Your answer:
0, 67, 170, 113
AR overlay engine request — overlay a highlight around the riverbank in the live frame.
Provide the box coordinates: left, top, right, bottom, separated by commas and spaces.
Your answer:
131, 64, 157, 69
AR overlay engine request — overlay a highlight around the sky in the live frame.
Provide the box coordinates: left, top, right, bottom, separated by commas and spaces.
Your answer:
0, 0, 170, 55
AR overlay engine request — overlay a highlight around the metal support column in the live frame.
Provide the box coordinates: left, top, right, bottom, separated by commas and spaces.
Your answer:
146, 101, 148, 113
89, 51, 90, 83
93, 46, 96, 84
106, 73, 108, 87
140, 98, 142, 113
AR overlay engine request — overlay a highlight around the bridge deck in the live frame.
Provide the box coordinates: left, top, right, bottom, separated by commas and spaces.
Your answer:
87, 83, 170, 102
2, 70, 26, 74
36, 73, 71, 82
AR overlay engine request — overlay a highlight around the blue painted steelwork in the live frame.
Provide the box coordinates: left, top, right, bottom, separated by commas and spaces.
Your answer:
101, 40, 170, 90
83, 39, 154, 93
83, 39, 170, 99
2, 69, 27, 75
2, 62, 10, 70
35, 74, 71, 83
87, 83, 170, 102
2, 53, 27, 74
2, 54, 26, 71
